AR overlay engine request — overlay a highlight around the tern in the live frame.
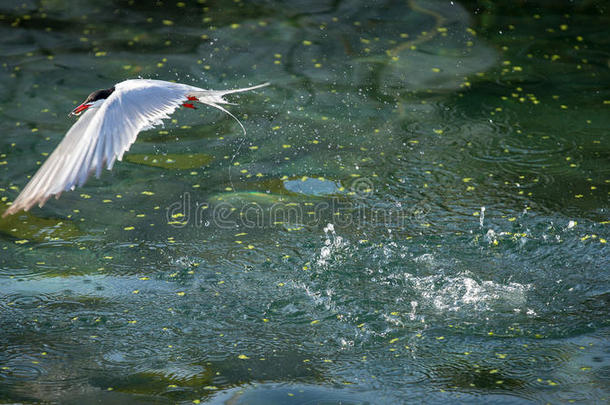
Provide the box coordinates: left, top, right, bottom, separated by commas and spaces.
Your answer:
2, 79, 268, 217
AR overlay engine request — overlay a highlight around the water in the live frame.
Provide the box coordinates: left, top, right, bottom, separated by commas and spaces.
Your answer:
1, 0, 609, 403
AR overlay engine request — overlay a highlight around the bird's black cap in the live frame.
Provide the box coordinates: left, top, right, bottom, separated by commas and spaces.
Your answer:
85, 86, 115, 102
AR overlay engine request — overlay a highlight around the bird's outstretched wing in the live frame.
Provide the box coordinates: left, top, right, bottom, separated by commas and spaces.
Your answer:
3, 79, 268, 217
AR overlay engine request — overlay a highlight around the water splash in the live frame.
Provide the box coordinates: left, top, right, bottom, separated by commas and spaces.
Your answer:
317, 223, 347, 267
405, 273, 530, 313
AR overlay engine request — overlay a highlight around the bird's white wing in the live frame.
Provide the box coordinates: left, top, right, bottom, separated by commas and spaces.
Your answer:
3, 79, 267, 217
85, 79, 194, 177
3, 106, 104, 216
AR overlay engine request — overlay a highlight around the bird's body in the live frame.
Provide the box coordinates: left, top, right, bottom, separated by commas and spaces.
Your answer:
2, 79, 268, 217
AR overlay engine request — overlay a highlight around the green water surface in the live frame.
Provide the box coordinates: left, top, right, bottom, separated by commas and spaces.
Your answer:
0, 0, 608, 403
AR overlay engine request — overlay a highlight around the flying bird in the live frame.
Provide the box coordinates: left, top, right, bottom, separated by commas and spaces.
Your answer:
2, 79, 268, 217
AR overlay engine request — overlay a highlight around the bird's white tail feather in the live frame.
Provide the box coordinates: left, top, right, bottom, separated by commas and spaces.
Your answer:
187, 82, 269, 134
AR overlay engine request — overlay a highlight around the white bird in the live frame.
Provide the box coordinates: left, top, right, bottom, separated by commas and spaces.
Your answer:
2, 79, 268, 217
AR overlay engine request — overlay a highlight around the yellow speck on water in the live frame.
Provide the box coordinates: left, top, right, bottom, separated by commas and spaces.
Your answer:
302, 40, 312, 45
176, 292, 185, 296
95, 51, 106, 57
389, 338, 399, 344
462, 178, 472, 183
282, 144, 291, 148
162, 19, 173, 26
230, 23, 240, 29
238, 354, 249, 359
124, 226, 134, 231
310, 320, 319, 325
433, 129, 443, 134
141, 191, 154, 195
431, 67, 441, 73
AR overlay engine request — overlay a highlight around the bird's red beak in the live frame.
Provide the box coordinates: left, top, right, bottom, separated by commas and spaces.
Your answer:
70, 102, 92, 116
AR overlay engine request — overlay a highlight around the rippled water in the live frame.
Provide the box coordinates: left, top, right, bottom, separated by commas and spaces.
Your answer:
1, 0, 609, 403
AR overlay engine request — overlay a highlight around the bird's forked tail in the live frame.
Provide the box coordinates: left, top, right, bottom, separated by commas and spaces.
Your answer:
187, 82, 269, 134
